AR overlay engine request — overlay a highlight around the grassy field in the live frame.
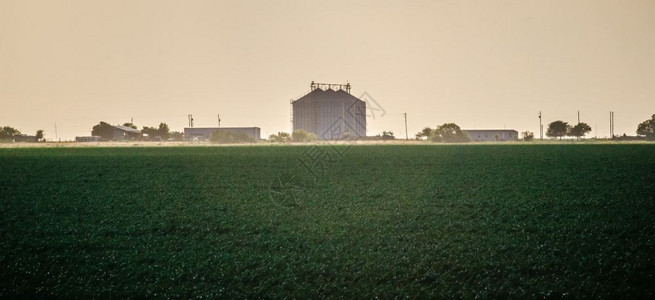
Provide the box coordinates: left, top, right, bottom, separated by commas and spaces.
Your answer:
1, 144, 654, 298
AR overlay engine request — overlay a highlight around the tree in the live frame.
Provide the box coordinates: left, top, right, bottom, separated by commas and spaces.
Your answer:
415, 127, 433, 140
637, 114, 655, 139
521, 131, 534, 141
569, 122, 592, 139
36, 130, 44, 142
381, 131, 395, 140
269, 132, 291, 143
91, 122, 114, 140
432, 123, 470, 143
123, 123, 137, 129
140, 123, 170, 140
546, 121, 569, 140
141, 126, 159, 140
292, 129, 317, 142
0, 126, 21, 140
169, 131, 184, 141
158, 123, 170, 140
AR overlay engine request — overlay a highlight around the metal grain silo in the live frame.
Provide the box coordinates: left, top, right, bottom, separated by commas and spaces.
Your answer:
292, 82, 366, 140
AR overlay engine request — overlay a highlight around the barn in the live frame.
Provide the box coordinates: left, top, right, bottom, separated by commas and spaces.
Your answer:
110, 125, 141, 141
292, 82, 366, 140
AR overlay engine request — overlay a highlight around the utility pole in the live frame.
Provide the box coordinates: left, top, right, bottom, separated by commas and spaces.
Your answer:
218, 114, 221, 127
609, 111, 614, 139
577, 111, 580, 124
539, 111, 543, 140
404, 113, 408, 140
54, 123, 58, 141
188, 114, 194, 128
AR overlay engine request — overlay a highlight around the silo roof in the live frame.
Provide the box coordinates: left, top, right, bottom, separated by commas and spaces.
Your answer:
293, 88, 364, 104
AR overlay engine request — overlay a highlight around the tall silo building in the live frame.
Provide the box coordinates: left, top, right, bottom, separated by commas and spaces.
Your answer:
292, 82, 366, 140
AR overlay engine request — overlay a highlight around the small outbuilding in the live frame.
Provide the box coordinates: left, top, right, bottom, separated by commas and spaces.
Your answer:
76, 136, 102, 142
13, 135, 38, 143
184, 127, 261, 140
463, 129, 519, 142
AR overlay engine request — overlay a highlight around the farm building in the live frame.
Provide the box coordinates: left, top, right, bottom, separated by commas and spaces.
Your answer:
463, 129, 519, 142
13, 135, 38, 142
184, 127, 261, 140
75, 136, 101, 142
292, 82, 366, 140
110, 125, 141, 141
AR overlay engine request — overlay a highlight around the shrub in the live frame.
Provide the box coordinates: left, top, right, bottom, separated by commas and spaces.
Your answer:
209, 131, 254, 144
269, 132, 291, 143
292, 130, 317, 142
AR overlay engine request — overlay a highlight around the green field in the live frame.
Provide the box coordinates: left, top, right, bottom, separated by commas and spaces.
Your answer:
1, 144, 655, 298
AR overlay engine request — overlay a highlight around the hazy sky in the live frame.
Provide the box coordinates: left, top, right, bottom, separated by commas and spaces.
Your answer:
1, 0, 654, 140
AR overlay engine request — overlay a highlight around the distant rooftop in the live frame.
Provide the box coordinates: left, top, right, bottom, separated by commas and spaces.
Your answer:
111, 125, 141, 134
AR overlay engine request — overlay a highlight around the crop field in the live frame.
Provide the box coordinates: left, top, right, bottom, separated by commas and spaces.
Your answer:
1, 144, 655, 298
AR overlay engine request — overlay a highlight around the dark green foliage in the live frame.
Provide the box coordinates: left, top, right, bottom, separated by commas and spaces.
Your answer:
209, 130, 255, 143
569, 122, 592, 138
415, 127, 433, 140
141, 126, 158, 138
158, 123, 170, 140
123, 123, 137, 129
269, 132, 291, 143
141, 123, 169, 140
381, 131, 395, 140
546, 120, 569, 139
522, 131, 534, 141
1, 145, 655, 298
432, 123, 470, 142
637, 114, 655, 139
169, 131, 184, 141
35, 130, 44, 142
91, 122, 114, 140
0, 126, 21, 140
291, 129, 317, 142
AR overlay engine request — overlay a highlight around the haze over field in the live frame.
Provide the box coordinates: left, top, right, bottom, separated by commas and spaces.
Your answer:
1, 0, 654, 140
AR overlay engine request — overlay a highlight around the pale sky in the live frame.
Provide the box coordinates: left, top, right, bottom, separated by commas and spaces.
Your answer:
1, 0, 654, 140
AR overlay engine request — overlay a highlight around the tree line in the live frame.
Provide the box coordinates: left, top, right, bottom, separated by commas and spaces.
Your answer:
535, 114, 655, 140
545, 121, 592, 140
0, 127, 45, 142
2, 114, 654, 142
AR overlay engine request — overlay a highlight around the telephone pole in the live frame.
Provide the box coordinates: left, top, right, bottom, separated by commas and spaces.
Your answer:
539, 111, 543, 140
609, 111, 615, 139
218, 114, 221, 127
404, 113, 408, 140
